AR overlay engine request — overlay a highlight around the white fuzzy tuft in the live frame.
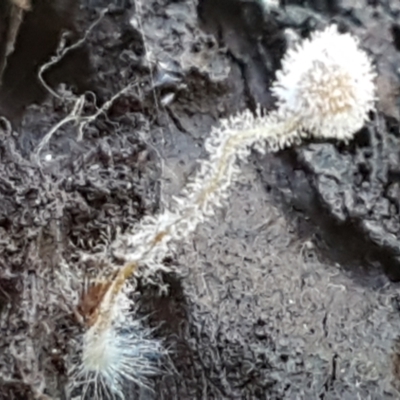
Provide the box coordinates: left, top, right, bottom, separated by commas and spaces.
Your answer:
271, 25, 376, 141
71, 290, 165, 399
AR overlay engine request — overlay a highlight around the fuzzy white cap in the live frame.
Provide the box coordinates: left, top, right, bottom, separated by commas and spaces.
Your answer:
271, 25, 376, 141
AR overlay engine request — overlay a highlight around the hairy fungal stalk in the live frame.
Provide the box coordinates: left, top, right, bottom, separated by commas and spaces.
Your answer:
76, 24, 377, 397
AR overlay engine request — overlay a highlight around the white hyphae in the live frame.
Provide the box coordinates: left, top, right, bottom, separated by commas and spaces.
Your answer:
271, 25, 376, 141
72, 289, 165, 399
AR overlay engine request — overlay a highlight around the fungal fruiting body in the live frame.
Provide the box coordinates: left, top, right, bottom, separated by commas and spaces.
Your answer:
76, 25, 376, 398
271, 24, 376, 141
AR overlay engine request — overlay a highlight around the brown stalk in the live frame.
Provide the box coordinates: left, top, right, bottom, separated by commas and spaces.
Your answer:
77, 261, 139, 328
